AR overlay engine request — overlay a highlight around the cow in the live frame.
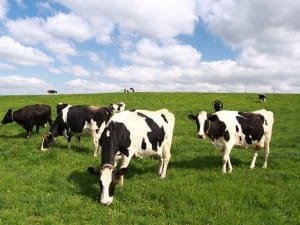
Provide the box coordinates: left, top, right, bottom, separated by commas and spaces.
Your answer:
258, 94, 266, 102
213, 100, 223, 112
88, 108, 175, 205
188, 109, 274, 174
1, 104, 52, 138
41, 103, 125, 156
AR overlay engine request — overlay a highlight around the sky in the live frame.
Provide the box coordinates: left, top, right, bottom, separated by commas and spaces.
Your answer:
0, 0, 299, 95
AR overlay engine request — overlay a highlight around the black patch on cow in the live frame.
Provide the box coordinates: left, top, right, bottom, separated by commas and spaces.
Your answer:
161, 114, 168, 123
129, 109, 136, 112
236, 125, 239, 132
141, 138, 147, 150
206, 114, 227, 140
100, 121, 131, 165
224, 130, 230, 141
137, 112, 165, 151
236, 112, 265, 144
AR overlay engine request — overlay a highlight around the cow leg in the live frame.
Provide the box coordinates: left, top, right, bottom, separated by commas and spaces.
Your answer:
250, 149, 258, 169
222, 144, 233, 174
67, 135, 72, 149
159, 147, 171, 179
77, 136, 81, 148
262, 142, 270, 169
118, 153, 135, 186
36, 125, 39, 133
92, 133, 100, 157
48, 118, 52, 126
26, 124, 33, 138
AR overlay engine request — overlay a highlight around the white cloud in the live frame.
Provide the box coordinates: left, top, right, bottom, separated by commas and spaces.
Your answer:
66, 78, 121, 93
0, 75, 48, 94
45, 12, 93, 42
62, 65, 90, 77
0, 36, 53, 66
58, 0, 198, 39
0, 0, 8, 20
0, 62, 15, 70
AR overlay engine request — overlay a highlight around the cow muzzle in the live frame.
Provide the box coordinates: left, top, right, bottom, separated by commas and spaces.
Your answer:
198, 134, 205, 139
100, 198, 113, 206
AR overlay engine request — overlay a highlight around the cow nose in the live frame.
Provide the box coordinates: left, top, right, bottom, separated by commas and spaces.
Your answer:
100, 199, 112, 206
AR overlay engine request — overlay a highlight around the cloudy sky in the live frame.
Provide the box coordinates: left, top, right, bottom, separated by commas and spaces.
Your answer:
0, 0, 299, 95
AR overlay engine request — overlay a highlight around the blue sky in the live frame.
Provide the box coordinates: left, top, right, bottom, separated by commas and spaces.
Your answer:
0, 0, 299, 94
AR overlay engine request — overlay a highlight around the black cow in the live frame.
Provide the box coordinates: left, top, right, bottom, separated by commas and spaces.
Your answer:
213, 100, 223, 112
41, 103, 125, 156
1, 104, 52, 138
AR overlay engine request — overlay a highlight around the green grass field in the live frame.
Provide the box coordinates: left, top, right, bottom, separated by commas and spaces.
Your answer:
0, 92, 299, 225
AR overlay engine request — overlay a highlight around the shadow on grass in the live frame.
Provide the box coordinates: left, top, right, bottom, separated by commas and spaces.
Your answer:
68, 169, 99, 202
171, 155, 244, 170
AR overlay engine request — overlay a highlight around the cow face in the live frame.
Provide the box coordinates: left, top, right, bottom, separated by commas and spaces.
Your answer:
111, 102, 125, 114
41, 133, 55, 151
213, 100, 223, 112
188, 111, 208, 139
1, 109, 13, 124
88, 165, 127, 205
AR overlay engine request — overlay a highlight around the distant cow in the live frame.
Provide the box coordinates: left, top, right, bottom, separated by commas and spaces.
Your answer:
41, 102, 125, 156
48, 90, 58, 94
258, 94, 266, 102
1, 104, 52, 138
188, 109, 274, 173
88, 108, 175, 205
213, 100, 223, 112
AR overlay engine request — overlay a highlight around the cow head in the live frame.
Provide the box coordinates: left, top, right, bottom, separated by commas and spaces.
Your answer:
88, 164, 127, 205
41, 132, 55, 151
1, 109, 13, 124
188, 111, 208, 139
110, 102, 125, 114
213, 100, 223, 112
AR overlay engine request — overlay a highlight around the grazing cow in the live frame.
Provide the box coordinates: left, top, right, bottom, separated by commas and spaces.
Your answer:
88, 108, 175, 205
213, 100, 223, 112
258, 94, 266, 102
41, 103, 125, 156
1, 104, 52, 138
188, 109, 274, 173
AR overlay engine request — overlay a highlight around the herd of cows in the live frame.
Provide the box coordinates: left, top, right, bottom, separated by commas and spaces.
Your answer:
1, 97, 274, 205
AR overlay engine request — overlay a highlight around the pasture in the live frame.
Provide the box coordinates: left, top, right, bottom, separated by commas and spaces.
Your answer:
0, 92, 299, 225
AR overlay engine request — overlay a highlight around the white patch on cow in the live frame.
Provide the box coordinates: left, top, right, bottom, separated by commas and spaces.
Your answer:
106, 130, 110, 137
100, 167, 113, 205
62, 105, 72, 123
197, 111, 207, 138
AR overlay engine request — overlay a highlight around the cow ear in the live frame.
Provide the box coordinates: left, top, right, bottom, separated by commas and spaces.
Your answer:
115, 167, 128, 177
188, 114, 197, 121
87, 166, 100, 176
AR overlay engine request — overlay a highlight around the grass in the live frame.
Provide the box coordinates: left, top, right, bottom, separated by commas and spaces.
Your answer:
0, 92, 299, 225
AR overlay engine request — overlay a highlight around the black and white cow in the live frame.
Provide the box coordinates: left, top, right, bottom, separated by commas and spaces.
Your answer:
56, 103, 70, 115
88, 108, 175, 205
258, 94, 266, 102
213, 100, 223, 112
188, 109, 274, 173
1, 104, 52, 138
41, 102, 125, 156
